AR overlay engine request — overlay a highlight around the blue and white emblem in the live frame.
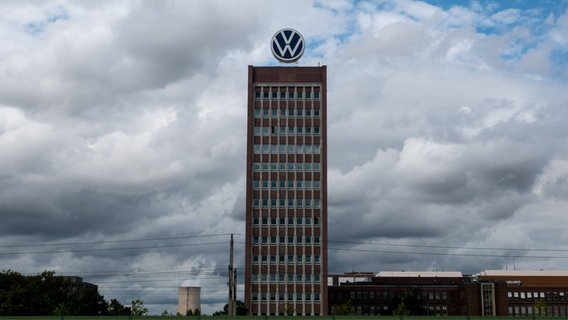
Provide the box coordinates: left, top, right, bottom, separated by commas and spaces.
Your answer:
271, 28, 305, 63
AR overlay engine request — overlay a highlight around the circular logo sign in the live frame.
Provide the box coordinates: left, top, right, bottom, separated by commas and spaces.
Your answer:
271, 28, 305, 63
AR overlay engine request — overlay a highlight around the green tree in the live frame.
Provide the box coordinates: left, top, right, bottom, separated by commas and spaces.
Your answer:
131, 299, 148, 316
393, 301, 409, 316
212, 300, 247, 316
331, 300, 353, 315
108, 298, 130, 316
534, 298, 547, 316
387, 288, 426, 316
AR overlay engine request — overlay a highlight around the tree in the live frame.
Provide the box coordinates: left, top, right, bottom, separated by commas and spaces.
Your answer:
387, 288, 426, 316
131, 299, 148, 316
534, 298, 547, 316
393, 301, 409, 316
212, 300, 247, 316
331, 300, 353, 315
108, 299, 130, 316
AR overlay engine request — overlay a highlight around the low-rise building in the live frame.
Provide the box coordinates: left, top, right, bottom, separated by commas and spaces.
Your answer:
328, 270, 568, 317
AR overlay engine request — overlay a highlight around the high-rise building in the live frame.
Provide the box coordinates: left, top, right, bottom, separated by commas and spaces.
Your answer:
244, 65, 328, 316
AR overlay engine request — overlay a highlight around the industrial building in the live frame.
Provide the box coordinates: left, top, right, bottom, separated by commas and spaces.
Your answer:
328, 270, 568, 317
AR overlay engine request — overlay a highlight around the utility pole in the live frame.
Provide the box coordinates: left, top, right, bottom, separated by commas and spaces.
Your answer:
228, 234, 237, 316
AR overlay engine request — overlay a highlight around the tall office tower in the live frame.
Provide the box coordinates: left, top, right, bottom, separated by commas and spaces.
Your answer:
244, 65, 328, 316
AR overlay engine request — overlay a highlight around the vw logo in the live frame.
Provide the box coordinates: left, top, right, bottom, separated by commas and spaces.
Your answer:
271, 28, 305, 63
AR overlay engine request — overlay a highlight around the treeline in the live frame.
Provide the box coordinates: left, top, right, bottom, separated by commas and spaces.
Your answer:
0, 270, 131, 316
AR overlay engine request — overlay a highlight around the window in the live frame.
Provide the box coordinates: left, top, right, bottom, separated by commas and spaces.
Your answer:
297, 91, 303, 99
306, 91, 311, 99
255, 91, 261, 100
314, 144, 321, 154
314, 91, 320, 99
253, 181, 259, 189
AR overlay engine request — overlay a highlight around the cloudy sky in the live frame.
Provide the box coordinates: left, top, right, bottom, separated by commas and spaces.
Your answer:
1, 0, 568, 315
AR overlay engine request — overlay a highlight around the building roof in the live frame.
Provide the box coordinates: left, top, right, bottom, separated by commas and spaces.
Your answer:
376, 271, 463, 278
479, 270, 568, 277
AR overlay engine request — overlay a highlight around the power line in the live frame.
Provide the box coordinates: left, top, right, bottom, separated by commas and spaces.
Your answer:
329, 246, 568, 259
330, 239, 568, 253
0, 233, 244, 249
0, 241, 230, 256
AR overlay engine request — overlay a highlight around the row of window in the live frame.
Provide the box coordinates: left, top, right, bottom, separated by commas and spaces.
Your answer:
253, 216, 320, 226
252, 273, 321, 283
508, 291, 565, 300
508, 305, 568, 317
252, 291, 321, 301
254, 107, 320, 119
253, 144, 321, 154
255, 88, 320, 101
253, 180, 320, 190
254, 162, 321, 172
254, 125, 320, 136
252, 198, 321, 208
253, 236, 320, 245
347, 305, 447, 317
340, 290, 448, 301
252, 254, 320, 265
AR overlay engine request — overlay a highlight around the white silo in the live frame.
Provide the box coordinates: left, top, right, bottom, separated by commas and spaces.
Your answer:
177, 286, 201, 315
